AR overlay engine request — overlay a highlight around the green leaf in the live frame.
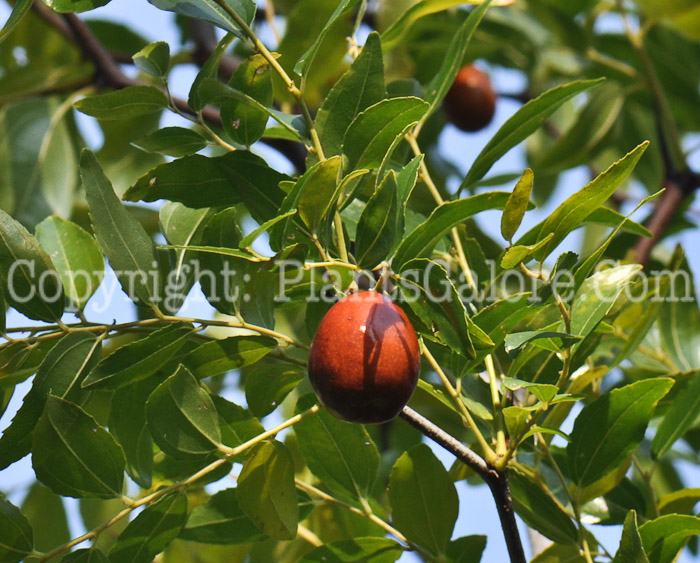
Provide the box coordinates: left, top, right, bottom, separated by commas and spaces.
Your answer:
531, 543, 587, 563
293, 0, 360, 78
239, 210, 297, 249
199, 78, 305, 140
301, 538, 404, 562
213, 396, 265, 453
613, 510, 649, 563
573, 190, 662, 289
237, 440, 298, 541
245, 365, 304, 418
188, 33, 235, 112
356, 170, 400, 269
651, 370, 700, 458
639, 514, 700, 563
388, 443, 458, 556
460, 79, 604, 189
295, 397, 379, 502
109, 492, 187, 563
222, 54, 274, 147
179, 488, 267, 545
509, 466, 578, 545
315, 31, 386, 157
61, 548, 110, 562
0, 495, 33, 563
657, 253, 700, 372
32, 396, 125, 499
501, 168, 534, 241
74, 86, 168, 120
133, 41, 170, 77
147, 0, 256, 38
133, 127, 207, 157
500, 233, 554, 269
567, 378, 673, 488
0, 0, 33, 45
20, 482, 70, 553
0, 208, 64, 322
82, 323, 195, 390
41, 0, 110, 12
159, 202, 214, 314
298, 155, 343, 234
571, 265, 641, 339
504, 331, 581, 358
399, 259, 484, 358
343, 97, 429, 170
533, 142, 649, 261
109, 377, 159, 489
35, 216, 104, 310
445, 535, 487, 563
659, 488, 700, 516
501, 377, 560, 404
419, 0, 491, 124
182, 335, 278, 379
381, 0, 496, 51
125, 151, 288, 224
392, 192, 522, 271
146, 365, 222, 458
80, 149, 159, 307
0, 332, 100, 470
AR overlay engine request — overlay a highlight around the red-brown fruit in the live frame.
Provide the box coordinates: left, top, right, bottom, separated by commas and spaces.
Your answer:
308, 291, 421, 424
443, 64, 496, 132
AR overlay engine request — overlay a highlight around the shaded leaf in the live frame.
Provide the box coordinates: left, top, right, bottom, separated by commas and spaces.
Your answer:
651, 370, 700, 458
460, 79, 603, 189
301, 538, 404, 563
343, 97, 429, 170
295, 396, 379, 503
356, 170, 400, 268
315, 31, 386, 157
74, 86, 168, 120
32, 396, 125, 499
639, 514, 700, 563
298, 155, 343, 234
109, 492, 187, 563
501, 168, 534, 242
388, 443, 458, 556
0, 208, 64, 321
182, 335, 278, 379
133, 127, 207, 158
35, 216, 104, 311
180, 488, 267, 545
613, 510, 649, 563
146, 365, 221, 458
245, 365, 304, 418
133, 41, 170, 77
567, 378, 673, 488
237, 440, 298, 540
147, 0, 256, 38
80, 149, 159, 307
0, 495, 33, 563
82, 323, 194, 390
0, 333, 100, 470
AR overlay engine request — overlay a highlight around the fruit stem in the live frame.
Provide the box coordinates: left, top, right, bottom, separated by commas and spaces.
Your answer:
422, 345, 497, 464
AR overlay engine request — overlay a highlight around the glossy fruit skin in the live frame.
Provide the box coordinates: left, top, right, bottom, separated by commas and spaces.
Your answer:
443, 64, 496, 132
308, 291, 420, 424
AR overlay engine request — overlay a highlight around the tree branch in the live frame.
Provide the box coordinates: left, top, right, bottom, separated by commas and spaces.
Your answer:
400, 406, 526, 563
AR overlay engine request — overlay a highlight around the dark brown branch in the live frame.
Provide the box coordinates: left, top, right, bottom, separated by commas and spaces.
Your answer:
400, 406, 526, 563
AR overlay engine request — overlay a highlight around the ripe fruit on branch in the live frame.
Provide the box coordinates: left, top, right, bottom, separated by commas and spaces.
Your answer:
443, 64, 496, 132
308, 291, 420, 424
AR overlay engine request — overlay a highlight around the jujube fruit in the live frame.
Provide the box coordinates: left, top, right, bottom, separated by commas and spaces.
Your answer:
308, 291, 420, 424
443, 64, 496, 132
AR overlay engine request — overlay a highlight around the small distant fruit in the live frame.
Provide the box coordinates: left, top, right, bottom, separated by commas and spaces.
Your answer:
443, 64, 497, 133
